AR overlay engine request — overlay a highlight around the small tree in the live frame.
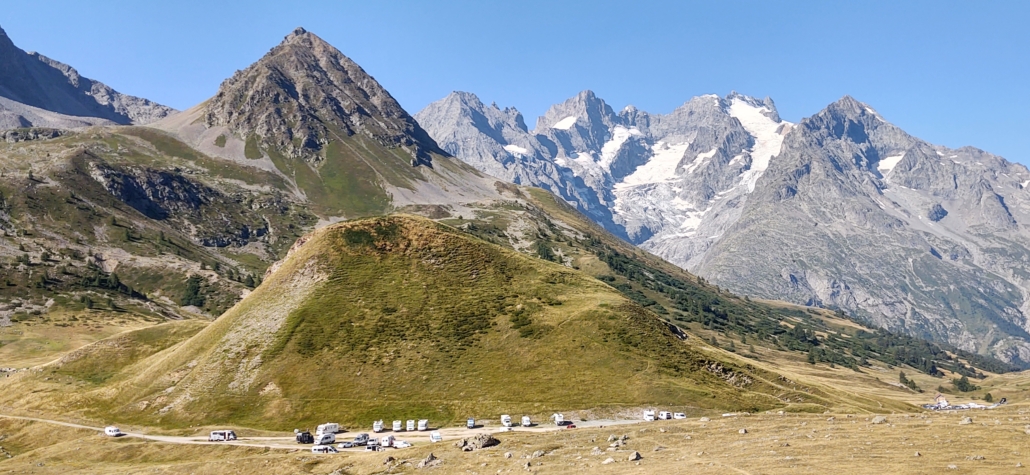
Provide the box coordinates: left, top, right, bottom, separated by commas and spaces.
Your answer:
953, 375, 979, 392
984, 393, 994, 403
807, 348, 817, 365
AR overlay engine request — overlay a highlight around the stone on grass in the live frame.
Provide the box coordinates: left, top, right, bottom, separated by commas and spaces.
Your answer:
532, 450, 545, 458
628, 451, 642, 461
738, 428, 748, 434
959, 417, 973, 425
699, 417, 711, 422
504, 452, 512, 459
454, 434, 499, 452
591, 447, 603, 456
871, 416, 888, 424
602, 457, 616, 465
417, 453, 440, 469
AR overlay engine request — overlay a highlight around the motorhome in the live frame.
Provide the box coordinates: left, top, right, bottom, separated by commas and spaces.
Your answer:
521, 416, 532, 427
552, 413, 564, 426
373, 420, 384, 433
643, 410, 656, 421
658, 411, 672, 420
311, 445, 338, 454
316, 423, 339, 435
466, 417, 475, 429
406, 420, 415, 431
104, 426, 121, 437
392, 420, 403, 432
430, 431, 443, 443
501, 415, 512, 427
208, 430, 237, 441
381, 435, 396, 448
417, 419, 429, 431
314, 432, 335, 445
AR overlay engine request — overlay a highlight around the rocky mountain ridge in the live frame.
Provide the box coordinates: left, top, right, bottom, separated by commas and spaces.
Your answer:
417, 90, 1030, 366
0, 25, 174, 128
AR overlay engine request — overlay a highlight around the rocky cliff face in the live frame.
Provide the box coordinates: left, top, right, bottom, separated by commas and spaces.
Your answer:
0, 25, 174, 128
417, 91, 1030, 366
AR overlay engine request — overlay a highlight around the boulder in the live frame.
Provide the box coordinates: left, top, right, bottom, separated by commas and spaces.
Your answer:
454, 434, 499, 451
602, 457, 616, 465
871, 416, 888, 424
417, 453, 440, 469
532, 450, 545, 458
591, 447, 603, 456
699, 417, 711, 422
738, 428, 748, 434
628, 451, 642, 461
959, 417, 973, 425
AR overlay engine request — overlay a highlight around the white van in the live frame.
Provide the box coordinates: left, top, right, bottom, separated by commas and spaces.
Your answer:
552, 413, 564, 426
430, 431, 443, 443
373, 420, 384, 433
406, 420, 415, 431
314, 432, 335, 445
658, 411, 673, 420
501, 415, 512, 427
521, 416, 532, 427
208, 430, 237, 441
104, 426, 121, 437
316, 423, 339, 434
366, 438, 381, 451
673, 412, 686, 419
643, 410, 656, 421
311, 445, 338, 454
417, 419, 429, 431
381, 435, 395, 447
392, 420, 403, 432
466, 417, 475, 429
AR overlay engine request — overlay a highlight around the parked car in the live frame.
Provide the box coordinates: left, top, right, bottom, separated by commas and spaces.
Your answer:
208, 430, 237, 442
394, 440, 412, 448
565, 424, 577, 429
673, 413, 686, 419
352, 433, 370, 446
104, 426, 121, 437
338, 441, 355, 449
466, 417, 475, 429
296, 431, 314, 444
311, 445, 338, 454
430, 431, 443, 443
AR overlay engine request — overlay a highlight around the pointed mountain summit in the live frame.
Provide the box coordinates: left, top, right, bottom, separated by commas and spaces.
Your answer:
202, 27, 441, 165
0, 25, 174, 129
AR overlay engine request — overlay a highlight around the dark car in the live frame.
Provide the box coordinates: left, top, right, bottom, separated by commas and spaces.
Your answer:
296, 431, 314, 444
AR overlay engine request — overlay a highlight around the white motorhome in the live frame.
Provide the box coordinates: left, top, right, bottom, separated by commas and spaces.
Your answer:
417, 419, 429, 431
208, 430, 237, 441
316, 423, 340, 435
430, 431, 443, 443
643, 410, 656, 421
381, 435, 395, 447
104, 426, 121, 437
466, 417, 475, 429
658, 411, 673, 420
406, 420, 415, 431
373, 420, 384, 433
392, 420, 403, 432
501, 415, 512, 427
551, 413, 564, 426
314, 432, 336, 445
521, 416, 532, 427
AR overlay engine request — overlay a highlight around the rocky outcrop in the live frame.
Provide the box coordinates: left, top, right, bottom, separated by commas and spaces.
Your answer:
453, 434, 499, 451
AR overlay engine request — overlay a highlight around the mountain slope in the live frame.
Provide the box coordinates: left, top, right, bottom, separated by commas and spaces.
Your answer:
418, 91, 1030, 366
62, 215, 817, 428
0, 26, 174, 128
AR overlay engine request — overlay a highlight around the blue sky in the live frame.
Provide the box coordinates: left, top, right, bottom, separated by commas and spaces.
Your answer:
5, 0, 1028, 162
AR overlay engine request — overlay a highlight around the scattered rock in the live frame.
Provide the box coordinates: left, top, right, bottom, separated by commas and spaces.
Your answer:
620, 434, 629, 441
607, 435, 618, 443
591, 447, 603, 456
966, 455, 985, 460
602, 457, 616, 465
699, 417, 711, 422
959, 417, 973, 425
1017, 462, 1023, 467
738, 428, 748, 434
827, 417, 835, 422
417, 453, 440, 469
454, 434, 499, 452
914, 452, 921, 457
653, 446, 665, 452
505, 452, 512, 459
947, 465, 958, 470
628, 451, 642, 461
610, 441, 622, 448
532, 450, 545, 458
659, 428, 667, 433
871, 416, 888, 424
384, 456, 396, 465
524, 461, 531, 470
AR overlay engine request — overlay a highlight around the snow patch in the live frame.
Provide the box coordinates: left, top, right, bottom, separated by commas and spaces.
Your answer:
600, 126, 642, 163
503, 144, 528, 155
617, 141, 691, 187
552, 116, 577, 130
877, 154, 905, 176
684, 148, 718, 174
729, 97, 789, 192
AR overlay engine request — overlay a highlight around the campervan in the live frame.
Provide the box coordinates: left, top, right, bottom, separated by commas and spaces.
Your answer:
208, 430, 237, 441
673, 413, 686, 419
315, 432, 335, 445
417, 419, 429, 431
430, 431, 443, 443
643, 410, 656, 421
407, 420, 415, 431
373, 420, 384, 433
552, 413, 564, 426
381, 435, 396, 448
104, 426, 121, 437
658, 411, 673, 420
316, 423, 340, 435
521, 416, 532, 427
366, 438, 381, 451
311, 445, 339, 454
466, 417, 475, 429
501, 415, 512, 427
392, 420, 403, 432
296, 431, 314, 444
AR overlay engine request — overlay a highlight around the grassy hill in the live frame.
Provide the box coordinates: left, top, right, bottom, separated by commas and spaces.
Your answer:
4, 215, 857, 430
